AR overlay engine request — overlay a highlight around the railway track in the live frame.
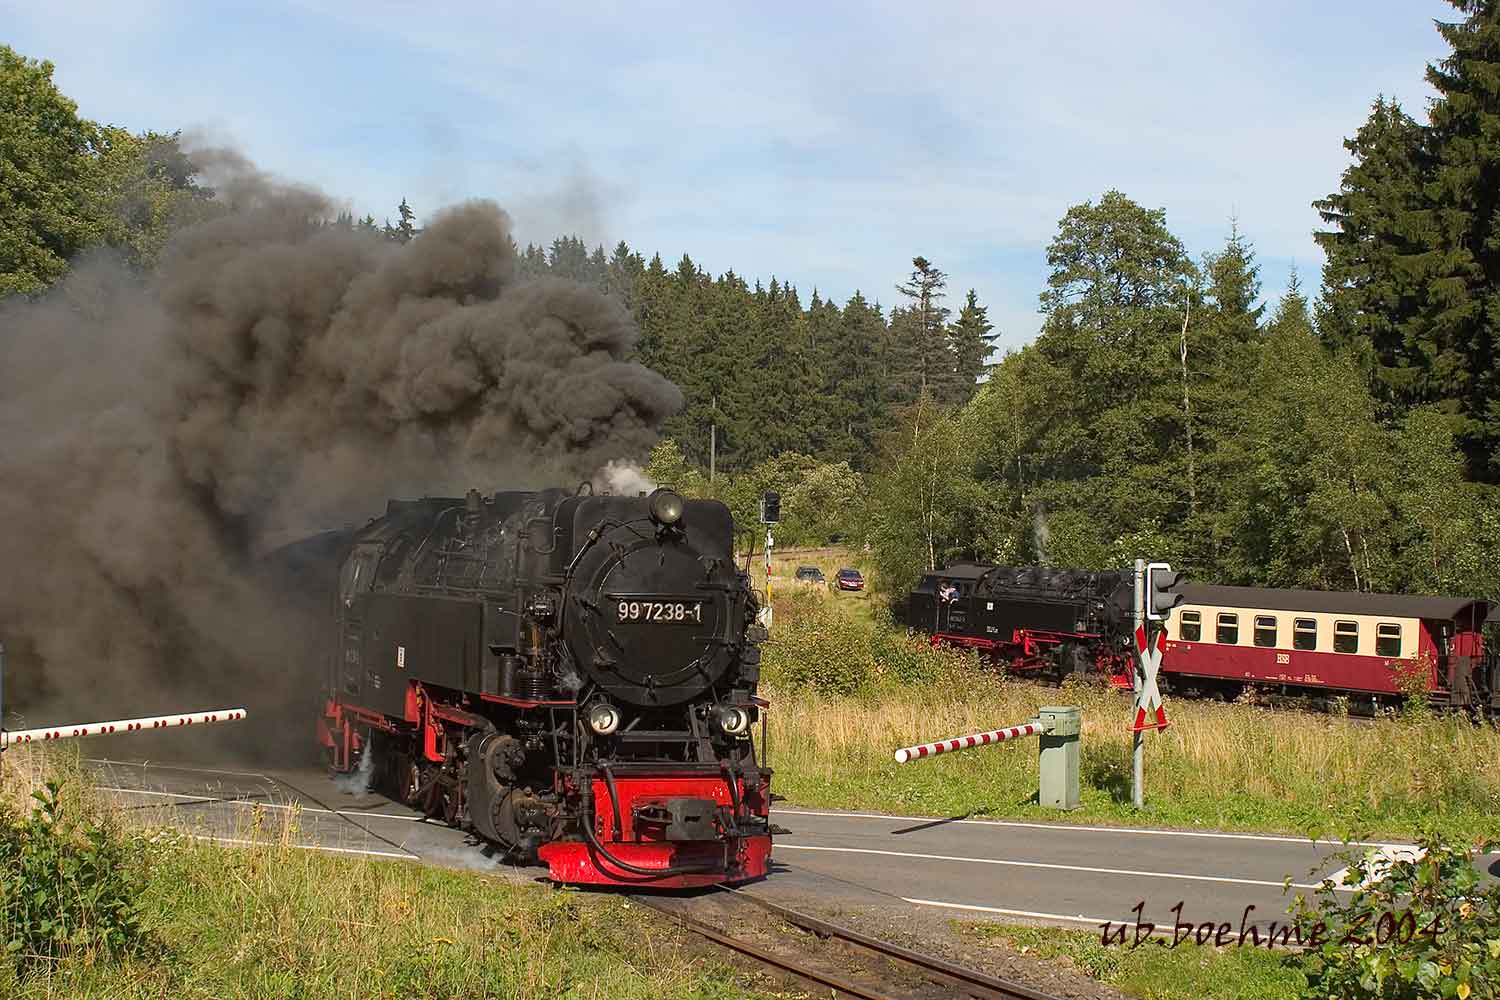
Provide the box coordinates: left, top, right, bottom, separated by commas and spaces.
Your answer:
640, 887, 1065, 1000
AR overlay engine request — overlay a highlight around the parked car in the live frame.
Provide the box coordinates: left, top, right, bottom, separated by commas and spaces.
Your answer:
835, 568, 865, 592
793, 565, 827, 585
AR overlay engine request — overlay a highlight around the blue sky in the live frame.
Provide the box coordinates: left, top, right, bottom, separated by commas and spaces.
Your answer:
4, 1, 1457, 351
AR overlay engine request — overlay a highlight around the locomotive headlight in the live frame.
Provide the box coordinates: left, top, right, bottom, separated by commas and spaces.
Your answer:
648, 488, 685, 525
715, 705, 750, 735
588, 703, 621, 735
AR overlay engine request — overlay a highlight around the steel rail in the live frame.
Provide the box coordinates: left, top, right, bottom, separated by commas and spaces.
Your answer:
726, 887, 1065, 1000
641, 888, 1066, 1000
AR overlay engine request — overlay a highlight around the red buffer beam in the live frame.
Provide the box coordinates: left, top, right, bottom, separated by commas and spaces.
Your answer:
2, 708, 248, 748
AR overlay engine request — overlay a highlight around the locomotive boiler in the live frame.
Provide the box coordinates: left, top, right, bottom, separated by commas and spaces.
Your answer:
313, 485, 772, 887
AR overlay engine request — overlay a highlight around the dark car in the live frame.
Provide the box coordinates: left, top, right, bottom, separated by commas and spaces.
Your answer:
794, 565, 827, 585
835, 568, 865, 592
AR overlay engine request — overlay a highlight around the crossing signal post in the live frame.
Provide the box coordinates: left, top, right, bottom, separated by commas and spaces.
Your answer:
1131, 559, 1186, 808
1146, 561, 1187, 621
760, 492, 780, 628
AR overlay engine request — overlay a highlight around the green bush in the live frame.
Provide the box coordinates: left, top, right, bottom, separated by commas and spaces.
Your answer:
0, 781, 154, 970
762, 591, 980, 693
1292, 827, 1500, 999
763, 592, 874, 694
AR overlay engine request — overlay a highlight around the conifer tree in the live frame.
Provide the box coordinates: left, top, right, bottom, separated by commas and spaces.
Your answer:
946, 289, 997, 403
1313, 98, 1434, 415
893, 256, 953, 401
1421, 0, 1500, 475
384, 197, 418, 242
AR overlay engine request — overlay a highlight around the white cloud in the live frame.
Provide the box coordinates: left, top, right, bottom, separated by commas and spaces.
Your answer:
3, 0, 1455, 345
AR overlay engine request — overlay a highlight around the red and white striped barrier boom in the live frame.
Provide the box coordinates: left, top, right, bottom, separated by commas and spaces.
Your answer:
1, 708, 248, 748
894, 718, 1047, 764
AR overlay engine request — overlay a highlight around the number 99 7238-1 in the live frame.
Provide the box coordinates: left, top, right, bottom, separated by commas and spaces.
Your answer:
616, 601, 703, 624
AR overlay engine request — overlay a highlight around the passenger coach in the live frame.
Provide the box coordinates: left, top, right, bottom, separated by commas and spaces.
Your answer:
1163, 586, 1498, 710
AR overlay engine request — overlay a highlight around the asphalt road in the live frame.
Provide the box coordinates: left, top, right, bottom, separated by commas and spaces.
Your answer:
79, 752, 1482, 942
771, 808, 1398, 938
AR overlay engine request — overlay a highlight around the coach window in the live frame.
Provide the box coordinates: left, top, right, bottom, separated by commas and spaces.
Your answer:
1334, 620, 1359, 654
1180, 610, 1201, 641
1376, 623, 1402, 658
1216, 612, 1239, 644
1294, 618, 1318, 651
1254, 615, 1278, 648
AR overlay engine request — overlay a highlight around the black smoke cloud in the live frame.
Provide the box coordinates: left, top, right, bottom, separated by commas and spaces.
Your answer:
0, 157, 681, 746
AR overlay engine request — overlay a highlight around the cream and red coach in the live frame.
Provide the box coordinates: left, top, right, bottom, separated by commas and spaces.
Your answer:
1163, 586, 1497, 710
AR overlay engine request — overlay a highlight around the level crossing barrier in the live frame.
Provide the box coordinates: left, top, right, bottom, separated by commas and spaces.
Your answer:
893, 705, 1081, 810
1, 708, 248, 749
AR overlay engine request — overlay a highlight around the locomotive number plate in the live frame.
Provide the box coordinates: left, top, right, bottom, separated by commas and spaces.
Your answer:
615, 599, 704, 624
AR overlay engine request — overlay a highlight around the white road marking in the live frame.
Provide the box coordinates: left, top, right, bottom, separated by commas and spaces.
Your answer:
903, 897, 1123, 927
98, 785, 426, 822
1327, 846, 1426, 890
776, 843, 1345, 891
776, 808, 1409, 850
85, 757, 273, 779
187, 834, 417, 860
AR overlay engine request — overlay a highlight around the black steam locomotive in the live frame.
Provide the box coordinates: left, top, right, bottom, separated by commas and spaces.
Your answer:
312, 485, 772, 887
896, 563, 1134, 685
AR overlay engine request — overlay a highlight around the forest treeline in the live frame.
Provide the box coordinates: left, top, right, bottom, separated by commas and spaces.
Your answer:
4, 0, 1499, 601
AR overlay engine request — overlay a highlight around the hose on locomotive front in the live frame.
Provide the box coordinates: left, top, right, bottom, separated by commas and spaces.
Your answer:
601, 763, 624, 838
581, 777, 726, 879
720, 761, 742, 835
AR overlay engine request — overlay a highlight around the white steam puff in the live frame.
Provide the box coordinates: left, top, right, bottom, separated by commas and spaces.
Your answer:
594, 460, 658, 497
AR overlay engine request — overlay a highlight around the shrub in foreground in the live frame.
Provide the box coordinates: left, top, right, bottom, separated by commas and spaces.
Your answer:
1293, 828, 1500, 999
0, 781, 154, 970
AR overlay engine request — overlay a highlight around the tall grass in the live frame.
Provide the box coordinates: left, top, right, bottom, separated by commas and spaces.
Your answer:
761, 588, 1500, 840
0, 747, 773, 999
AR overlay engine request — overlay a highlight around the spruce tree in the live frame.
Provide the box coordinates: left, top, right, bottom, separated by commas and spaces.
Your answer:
606, 240, 644, 309
548, 236, 590, 281
1422, 0, 1500, 475
893, 256, 953, 400
946, 289, 997, 403
1313, 98, 1435, 415
832, 291, 890, 469
1186, 223, 1264, 577
384, 197, 418, 243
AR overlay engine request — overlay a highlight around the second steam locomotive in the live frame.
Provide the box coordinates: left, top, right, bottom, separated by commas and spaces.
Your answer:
899, 562, 1499, 711
304, 485, 772, 887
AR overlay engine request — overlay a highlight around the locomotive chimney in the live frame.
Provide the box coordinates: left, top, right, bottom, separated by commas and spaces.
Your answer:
464, 488, 482, 536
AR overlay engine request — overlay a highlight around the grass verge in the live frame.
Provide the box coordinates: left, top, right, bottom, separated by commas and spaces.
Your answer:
761, 588, 1500, 841
961, 922, 1306, 1000
0, 749, 780, 1000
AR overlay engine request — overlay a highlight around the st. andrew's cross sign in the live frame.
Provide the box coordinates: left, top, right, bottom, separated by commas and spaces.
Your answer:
1132, 624, 1170, 732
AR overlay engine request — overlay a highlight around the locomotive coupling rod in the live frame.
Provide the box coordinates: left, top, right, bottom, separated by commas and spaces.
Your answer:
1, 708, 249, 749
